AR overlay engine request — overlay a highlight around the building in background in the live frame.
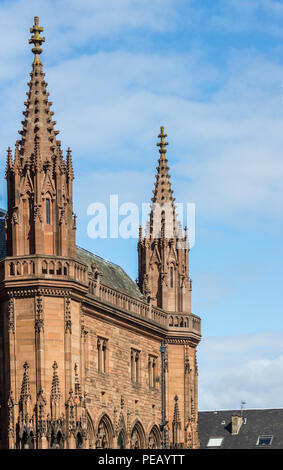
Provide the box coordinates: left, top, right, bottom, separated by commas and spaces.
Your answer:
0, 17, 201, 449
198, 409, 283, 449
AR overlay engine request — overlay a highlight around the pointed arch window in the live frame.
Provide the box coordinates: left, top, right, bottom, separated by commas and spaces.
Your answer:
131, 349, 140, 383
46, 198, 50, 225
170, 266, 174, 288
97, 337, 108, 373
148, 355, 157, 388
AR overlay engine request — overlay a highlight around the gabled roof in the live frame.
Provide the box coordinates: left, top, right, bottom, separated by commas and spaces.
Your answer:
198, 408, 283, 449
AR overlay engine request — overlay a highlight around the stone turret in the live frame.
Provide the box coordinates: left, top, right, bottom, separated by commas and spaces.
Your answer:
5, 16, 76, 258
138, 126, 191, 313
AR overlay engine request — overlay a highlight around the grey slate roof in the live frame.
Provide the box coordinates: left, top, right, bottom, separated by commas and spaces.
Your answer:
76, 246, 143, 299
0, 208, 142, 299
199, 408, 283, 449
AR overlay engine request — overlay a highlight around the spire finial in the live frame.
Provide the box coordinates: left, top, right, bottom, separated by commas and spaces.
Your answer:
157, 126, 168, 159
29, 16, 45, 65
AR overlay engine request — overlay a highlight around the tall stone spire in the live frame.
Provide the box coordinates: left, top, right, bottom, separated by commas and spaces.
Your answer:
138, 127, 191, 312
5, 17, 76, 258
19, 16, 59, 164
152, 126, 175, 206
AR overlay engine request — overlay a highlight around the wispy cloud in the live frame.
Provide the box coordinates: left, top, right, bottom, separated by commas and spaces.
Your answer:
198, 331, 283, 410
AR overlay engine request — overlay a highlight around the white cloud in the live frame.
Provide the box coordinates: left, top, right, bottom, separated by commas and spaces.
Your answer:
198, 331, 283, 410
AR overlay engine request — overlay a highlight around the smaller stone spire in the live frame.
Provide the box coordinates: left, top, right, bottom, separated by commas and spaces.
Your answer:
66, 147, 74, 180
19, 362, 33, 418
173, 395, 181, 423
172, 395, 181, 447
50, 361, 62, 420
51, 361, 61, 400
5, 147, 13, 179
20, 361, 32, 401
74, 363, 82, 399
29, 16, 45, 65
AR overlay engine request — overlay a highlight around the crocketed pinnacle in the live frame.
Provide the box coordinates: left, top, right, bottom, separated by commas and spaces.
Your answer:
5, 147, 13, 178
66, 147, 74, 180
152, 126, 175, 206
173, 395, 181, 425
18, 17, 60, 165
74, 363, 82, 398
51, 361, 61, 400
20, 361, 32, 401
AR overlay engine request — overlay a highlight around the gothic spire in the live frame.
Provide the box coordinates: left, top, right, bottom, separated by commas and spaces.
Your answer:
18, 16, 60, 164
150, 126, 177, 240
152, 126, 175, 207
5, 17, 77, 258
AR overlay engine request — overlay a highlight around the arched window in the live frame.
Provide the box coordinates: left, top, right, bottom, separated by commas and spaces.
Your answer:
51, 430, 64, 449
148, 425, 161, 449
170, 266, 174, 288
131, 349, 140, 383
23, 262, 28, 275
96, 415, 114, 448
46, 198, 50, 225
42, 260, 48, 274
97, 338, 108, 373
56, 262, 62, 275
117, 430, 126, 449
49, 261, 55, 274
76, 432, 83, 449
130, 421, 146, 449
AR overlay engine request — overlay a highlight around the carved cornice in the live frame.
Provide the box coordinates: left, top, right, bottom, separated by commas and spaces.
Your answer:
165, 338, 198, 345
7, 288, 71, 298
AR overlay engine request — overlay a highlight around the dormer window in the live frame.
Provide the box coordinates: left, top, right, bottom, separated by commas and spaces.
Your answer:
256, 436, 273, 446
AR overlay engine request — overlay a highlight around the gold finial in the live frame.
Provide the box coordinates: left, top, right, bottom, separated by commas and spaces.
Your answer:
29, 16, 45, 64
157, 126, 168, 159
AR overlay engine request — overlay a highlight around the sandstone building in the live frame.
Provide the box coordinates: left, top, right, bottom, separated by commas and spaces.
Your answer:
0, 17, 201, 449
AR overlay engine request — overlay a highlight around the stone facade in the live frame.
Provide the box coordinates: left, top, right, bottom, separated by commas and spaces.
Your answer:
0, 17, 201, 449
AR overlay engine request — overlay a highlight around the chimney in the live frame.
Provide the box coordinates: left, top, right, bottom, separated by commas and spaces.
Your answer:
231, 414, 243, 435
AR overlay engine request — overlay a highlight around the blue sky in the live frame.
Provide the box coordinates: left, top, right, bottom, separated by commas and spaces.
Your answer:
1, 0, 283, 410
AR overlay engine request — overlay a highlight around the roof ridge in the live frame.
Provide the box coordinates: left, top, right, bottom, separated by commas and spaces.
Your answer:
77, 245, 132, 275
199, 407, 283, 412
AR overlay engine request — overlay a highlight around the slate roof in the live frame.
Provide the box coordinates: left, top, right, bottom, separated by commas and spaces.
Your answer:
0, 209, 142, 299
198, 408, 283, 449
76, 246, 143, 299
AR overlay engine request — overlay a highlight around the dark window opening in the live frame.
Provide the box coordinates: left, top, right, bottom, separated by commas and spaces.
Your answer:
257, 436, 273, 446
170, 267, 173, 288
46, 198, 50, 225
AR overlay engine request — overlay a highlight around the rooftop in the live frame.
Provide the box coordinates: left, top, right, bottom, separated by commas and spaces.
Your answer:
198, 408, 283, 449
